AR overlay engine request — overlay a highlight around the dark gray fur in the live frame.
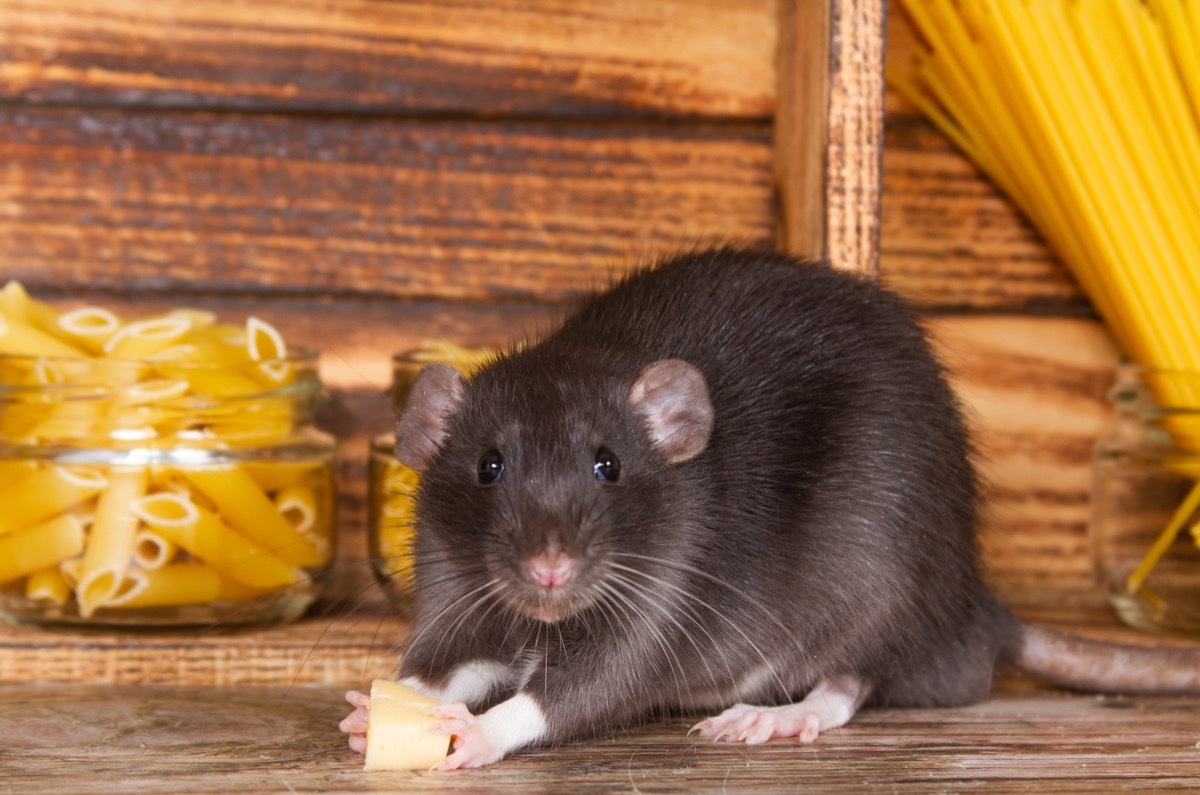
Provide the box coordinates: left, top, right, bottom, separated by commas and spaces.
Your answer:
396, 247, 1130, 748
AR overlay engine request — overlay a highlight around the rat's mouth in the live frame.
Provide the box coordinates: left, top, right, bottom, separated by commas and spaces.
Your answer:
512, 585, 596, 624
528, 603, 566, 623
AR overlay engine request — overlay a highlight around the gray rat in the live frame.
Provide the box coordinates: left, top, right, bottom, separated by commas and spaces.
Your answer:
340, 247, 1200, 769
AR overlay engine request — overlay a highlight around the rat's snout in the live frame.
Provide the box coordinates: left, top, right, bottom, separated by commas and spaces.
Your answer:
527, 549, 575, 589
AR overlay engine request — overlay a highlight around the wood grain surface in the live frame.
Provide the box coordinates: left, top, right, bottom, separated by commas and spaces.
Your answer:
0, 108, 774, 302
0, 0, 776, 119
822, 0, 886, 276
2, 678, 1198, 793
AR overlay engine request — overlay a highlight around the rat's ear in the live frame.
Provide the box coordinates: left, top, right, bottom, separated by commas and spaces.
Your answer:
395, 363, 464, 471
628, 359, 714, 464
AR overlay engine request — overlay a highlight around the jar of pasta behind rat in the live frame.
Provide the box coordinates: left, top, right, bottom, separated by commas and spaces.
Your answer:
368, 342, 495, 609
1092, 365, 1200, 638
0, 283, 337, 629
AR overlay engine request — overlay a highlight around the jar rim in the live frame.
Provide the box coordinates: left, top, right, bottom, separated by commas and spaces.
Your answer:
1111, 361, 1200, 416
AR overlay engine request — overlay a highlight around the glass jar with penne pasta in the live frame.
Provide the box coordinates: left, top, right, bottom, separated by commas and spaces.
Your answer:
0, 285, 336, 629
368, 343, 496, 605
1092, 365, 1200, 638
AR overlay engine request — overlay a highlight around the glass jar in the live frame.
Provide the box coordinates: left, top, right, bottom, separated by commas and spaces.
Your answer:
1091, 365, 1200, 637
368, 343, 494, 604
0, 351, 336, 629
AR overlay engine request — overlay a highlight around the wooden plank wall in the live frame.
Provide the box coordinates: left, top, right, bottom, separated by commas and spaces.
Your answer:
0, 0, 1115, 617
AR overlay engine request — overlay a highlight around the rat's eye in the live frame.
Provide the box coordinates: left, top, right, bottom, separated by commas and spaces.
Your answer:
593, 447, 620, 483
477, 449, 505, 485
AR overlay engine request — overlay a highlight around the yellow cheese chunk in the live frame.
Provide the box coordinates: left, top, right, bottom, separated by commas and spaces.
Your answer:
363, 679, 451, 771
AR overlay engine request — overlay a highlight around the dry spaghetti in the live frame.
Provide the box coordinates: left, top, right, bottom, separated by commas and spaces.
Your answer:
892, 0, 1200, 594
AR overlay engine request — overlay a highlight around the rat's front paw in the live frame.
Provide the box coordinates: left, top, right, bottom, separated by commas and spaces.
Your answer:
429, 702, 504, 770
339, 690, 371, 754
692, 703, 821, 745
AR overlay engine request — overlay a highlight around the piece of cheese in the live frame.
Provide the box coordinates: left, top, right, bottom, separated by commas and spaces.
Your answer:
363, 679, 452, 771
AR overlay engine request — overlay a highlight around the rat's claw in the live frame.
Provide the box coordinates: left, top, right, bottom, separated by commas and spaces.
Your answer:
428, 702, 504, 770
690, 703, 756, 741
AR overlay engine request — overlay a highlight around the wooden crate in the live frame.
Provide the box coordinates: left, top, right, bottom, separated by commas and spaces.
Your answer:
0, 0, 1125, 685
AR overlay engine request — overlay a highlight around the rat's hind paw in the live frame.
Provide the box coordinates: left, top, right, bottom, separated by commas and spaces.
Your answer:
691, 675, 869, 746
339, 690, 371, 754
692, 703, 821, 744
429, 702, 504, 770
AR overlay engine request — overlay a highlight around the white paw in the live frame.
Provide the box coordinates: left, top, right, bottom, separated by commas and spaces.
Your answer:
692, 703, 821, 745
691, 676, 869, 746
429, 702, 504, 770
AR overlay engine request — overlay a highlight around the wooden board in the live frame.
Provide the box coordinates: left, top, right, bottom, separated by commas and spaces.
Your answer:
3, 678, 1199, 792
0, 108, 774, 302
0, 0, 776, 119
0, 0, 894, 309
929, 315, 1121, 592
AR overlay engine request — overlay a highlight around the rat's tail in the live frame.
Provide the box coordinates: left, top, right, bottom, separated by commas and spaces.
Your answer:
1013, 623, 1200, 693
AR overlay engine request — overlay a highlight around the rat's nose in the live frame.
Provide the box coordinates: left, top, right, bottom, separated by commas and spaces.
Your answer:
527, 550, 575, 589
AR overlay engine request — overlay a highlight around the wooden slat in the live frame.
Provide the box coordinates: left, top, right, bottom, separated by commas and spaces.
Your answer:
822, 0, 886, 275
0, 0, 776, 119
929, 315, 1120, 596
773, 0, 829, 263
776, 0, 886, 275
0, 108, 774, 301
878, 8, 1088, 312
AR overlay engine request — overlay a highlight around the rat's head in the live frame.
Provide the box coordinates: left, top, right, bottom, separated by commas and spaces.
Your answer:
395, 350, 714, 625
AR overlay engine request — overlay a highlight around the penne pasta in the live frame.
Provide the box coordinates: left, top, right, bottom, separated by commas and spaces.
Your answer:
160, 365, 264, 399
242, 460, 322, 493
56, 306, 121, 353
182, 466, 326, 567
0, 465, 108, 535
0, 313, 87, 358
104, 562, 262, 609
246, 316, 291, 383
1, 281, 66, 338
25, 566, 72, 605
129, 492, 300, 590
275, 484, 317, 535
103, 316, 193, 359
59, 557, 82, 588
0, 459, 38, 484
76, 467, 149, 618
132, 528, 179, 570
0, 514, 86, 586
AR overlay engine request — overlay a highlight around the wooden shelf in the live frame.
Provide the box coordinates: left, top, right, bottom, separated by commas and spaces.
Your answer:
4, 674, 1199, 792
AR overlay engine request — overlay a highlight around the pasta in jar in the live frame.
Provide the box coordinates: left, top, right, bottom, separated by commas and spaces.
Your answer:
0, 283, 336, 628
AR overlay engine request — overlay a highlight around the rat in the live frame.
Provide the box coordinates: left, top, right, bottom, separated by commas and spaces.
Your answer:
339, 247, 1200, 770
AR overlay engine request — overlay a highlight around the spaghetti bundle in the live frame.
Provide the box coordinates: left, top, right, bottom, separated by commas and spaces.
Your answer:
892, 0, 1200, 594
892, 0, 1200, 372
